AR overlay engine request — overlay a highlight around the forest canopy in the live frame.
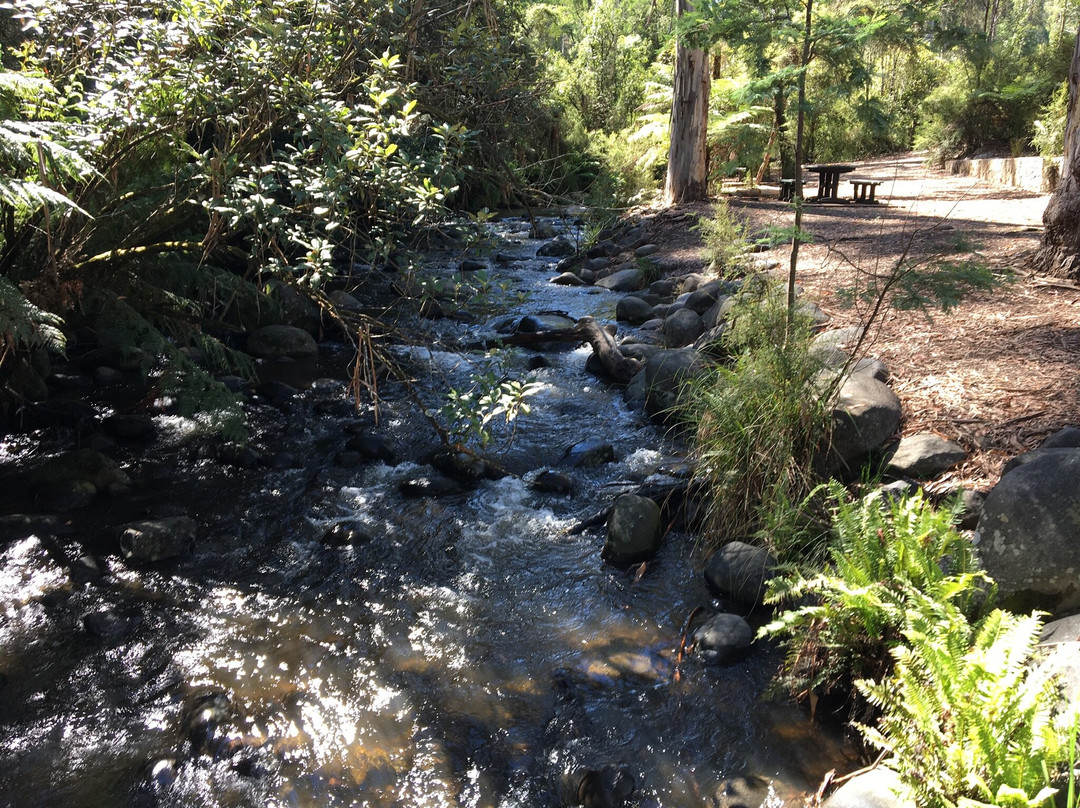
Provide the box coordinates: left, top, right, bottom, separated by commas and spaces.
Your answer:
0, 0, 1074, 423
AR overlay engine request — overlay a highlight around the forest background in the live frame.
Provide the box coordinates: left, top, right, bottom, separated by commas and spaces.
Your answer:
0, 0, 1074, 422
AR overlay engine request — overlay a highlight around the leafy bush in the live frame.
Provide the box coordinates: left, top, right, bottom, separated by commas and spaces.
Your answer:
858, 603, 1075, 808
760, 484, 990, 707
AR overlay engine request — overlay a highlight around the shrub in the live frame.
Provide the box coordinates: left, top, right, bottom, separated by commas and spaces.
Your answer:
759, 484, 991, 709
859, 603, 1076, 808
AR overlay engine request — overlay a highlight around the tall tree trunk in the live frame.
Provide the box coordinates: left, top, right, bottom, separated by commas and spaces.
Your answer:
1037, 26, 1080, 279
786, 0, 813, 330
664, 0, 711, 204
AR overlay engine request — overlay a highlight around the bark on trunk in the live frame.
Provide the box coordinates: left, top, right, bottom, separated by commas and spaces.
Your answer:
1037, 26, 1080, 279
663, 0, 710, 204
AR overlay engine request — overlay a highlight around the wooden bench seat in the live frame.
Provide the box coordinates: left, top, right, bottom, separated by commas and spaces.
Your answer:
850, 180, 883, 203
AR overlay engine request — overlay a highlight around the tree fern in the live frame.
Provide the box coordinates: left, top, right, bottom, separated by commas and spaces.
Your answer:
0, 275, 66, 359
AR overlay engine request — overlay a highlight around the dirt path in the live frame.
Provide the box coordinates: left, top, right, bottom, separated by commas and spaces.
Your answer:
651, 153, 1080, 494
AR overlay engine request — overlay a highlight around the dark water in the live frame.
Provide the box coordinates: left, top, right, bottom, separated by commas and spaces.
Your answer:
0, 216, 856, 807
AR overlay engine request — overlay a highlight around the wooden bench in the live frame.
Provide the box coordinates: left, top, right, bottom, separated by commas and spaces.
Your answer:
778, 178, 795, 201
850, 180, 883, 203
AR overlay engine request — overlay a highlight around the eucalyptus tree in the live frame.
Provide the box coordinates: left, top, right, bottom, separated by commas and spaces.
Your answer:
1038, 27, 1080, 279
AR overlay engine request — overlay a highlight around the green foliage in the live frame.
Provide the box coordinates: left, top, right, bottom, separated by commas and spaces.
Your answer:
438, 363, 540, 452
760, 484, 990, 703
682, 290, 831, 554
1033, 81, 1069, 159
836, 257, 1003, 318
694, 199, 749, 272
0, 275, 65, 360
858, 603, 1075, 808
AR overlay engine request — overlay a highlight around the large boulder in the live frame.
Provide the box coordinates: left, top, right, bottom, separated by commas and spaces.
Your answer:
246, 324, 319, 360
120, 517, 198, 562
974, 450, 1080, 613
691, 612, 754, 664
602, 494, 662, 564
624, 348, 704, 419
828, 374, 902, 473
615, 295, 655, 325
704, 541, 777, 607
537, 236, 576, 257
594, 267, 645, 292
663, 309, 704, 348
1035, 613, 1080, 718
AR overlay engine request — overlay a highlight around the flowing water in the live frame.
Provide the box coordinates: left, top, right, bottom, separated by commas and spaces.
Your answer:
0, 216, 856, 807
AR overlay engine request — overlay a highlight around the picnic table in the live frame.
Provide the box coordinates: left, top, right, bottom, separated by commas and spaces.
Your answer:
805, 163, 856, 202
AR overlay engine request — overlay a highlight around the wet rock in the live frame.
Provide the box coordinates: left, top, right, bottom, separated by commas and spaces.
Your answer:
70, 554, 104, 583
713, 774, 773, 808
570, 766, 635, 808
103, 413, 156, 441
459, 258, 486, 272
624, 348, 704, 419
663, 308, 704, 348
974, 449, 1080, 613
537, 236, 576, 257
583, 257, 611, 273
885, 434, 966, 478
532, 220, 558, 240
552, 272, 587, 286
822, 767, 915, 808
562, 437, 616, 468
429, 448, 505, 480
246, 324, 319, 360
532, 469, 575, 495
398, 474, 471, 498
704, 541, 777, 607
85, 344, 149, 372
345, 433, 397, 464
618, 343, 662, 364
120, 516, 198, 562
691, 612, 754, 664
828, 374, 902, 474
182, 688, 232, 755
47, 371, 95, 391
322, 522, 374, 545
615, 296, 654, 325
29, 449, 131, 499
514, 312, 578, 336
334, 450, 363, 467
255, 380, 301, 406
328, 289, 363, 312
0, 513, 67, 540
52, 480, 98, 511
602, 494, 662, 564
217, 442, 262, 467
594, 267, 644, 293
83, 609, 142, 641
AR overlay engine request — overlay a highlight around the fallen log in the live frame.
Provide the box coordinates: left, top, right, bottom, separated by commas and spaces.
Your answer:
492, 316, 644, 384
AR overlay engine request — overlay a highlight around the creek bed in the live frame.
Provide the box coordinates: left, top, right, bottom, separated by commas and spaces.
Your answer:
0, 216, 857, 807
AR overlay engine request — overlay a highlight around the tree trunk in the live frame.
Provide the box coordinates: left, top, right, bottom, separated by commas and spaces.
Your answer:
1037, 26, 1080, 279
664, 0, 711, 204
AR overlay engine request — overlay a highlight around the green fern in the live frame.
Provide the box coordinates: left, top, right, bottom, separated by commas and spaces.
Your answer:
0, 275, 66, 358
759, 482, 991, 703
857, 601, 1070, 808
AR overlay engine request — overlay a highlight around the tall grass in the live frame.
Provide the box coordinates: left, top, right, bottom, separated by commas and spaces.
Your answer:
681, 289, 832, 556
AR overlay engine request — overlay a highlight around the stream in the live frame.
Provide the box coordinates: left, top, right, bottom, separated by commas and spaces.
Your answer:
0, 215, 856, 807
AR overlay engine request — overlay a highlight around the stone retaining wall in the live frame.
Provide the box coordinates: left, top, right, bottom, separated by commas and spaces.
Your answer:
944, 155, 1061, 193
